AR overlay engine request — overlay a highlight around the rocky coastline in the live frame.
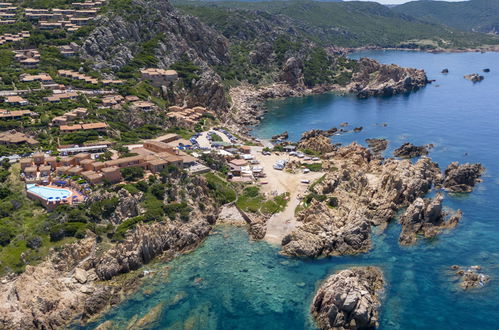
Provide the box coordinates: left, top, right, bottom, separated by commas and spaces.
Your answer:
0, 174, 220, 329
280, 142, 483, 258
228, 58, 429, 135
311, 266, 384, 330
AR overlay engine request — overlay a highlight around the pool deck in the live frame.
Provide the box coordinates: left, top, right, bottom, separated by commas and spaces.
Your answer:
26, 183, 86, 208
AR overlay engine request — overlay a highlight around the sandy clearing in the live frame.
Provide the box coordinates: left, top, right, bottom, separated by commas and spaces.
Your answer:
250, 146, 324, 245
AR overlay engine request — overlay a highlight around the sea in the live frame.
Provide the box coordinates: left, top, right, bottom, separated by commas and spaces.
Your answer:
89, 51, 499, 329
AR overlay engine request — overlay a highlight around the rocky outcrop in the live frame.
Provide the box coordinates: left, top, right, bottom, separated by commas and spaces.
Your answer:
348, 57, 428, 98
365, 138, 388, 157
0, 237, 104, 329
443, 162, 484, 193
451, 265, 490, 290
279, 57, 304, 87
399, 194, 462, 245
95, 218, 213, 280
442, 68, 449, 74
311, 267, 384, 330
272, 131, 289, 141
393, 142, 430, 159
297, 130, 336, 154
464, 73, 484, 82
281, 143, 443, 257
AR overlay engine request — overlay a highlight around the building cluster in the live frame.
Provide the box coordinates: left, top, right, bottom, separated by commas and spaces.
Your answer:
43, 91, 78, 103
20, 73, 61, 89
58, 69, 123, 85
14, 49, 40, 68
58, 43, 78, 57
0, 109, 36, 120
25, 4, 102, 32
4, 95, 28, 106
0, 130, 38, 145
101, 94, 139, 108
20, 139, 203, 185
0, 3, 17, 24
140, 68, 178, 87
59, 122, 108, 133
51, 107, 88, 126
0, 31, 29, 45
167, 105, 213, 125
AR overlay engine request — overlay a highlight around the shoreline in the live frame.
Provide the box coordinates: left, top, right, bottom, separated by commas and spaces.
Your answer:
341, 45, 499, 55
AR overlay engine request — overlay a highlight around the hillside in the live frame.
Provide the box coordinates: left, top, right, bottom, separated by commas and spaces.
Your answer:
174, 0, 499, 48
394, 0, 499, 34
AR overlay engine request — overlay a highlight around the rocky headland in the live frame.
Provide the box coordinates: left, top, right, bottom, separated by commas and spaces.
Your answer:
280, 142, 483, 258
311, 266, 384, 330
346, 58, 428, 98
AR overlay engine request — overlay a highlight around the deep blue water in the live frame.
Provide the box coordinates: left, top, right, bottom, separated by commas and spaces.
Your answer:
91, 51, 499, 329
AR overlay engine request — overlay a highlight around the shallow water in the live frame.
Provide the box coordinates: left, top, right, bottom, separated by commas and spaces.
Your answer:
91, 51, 499, 329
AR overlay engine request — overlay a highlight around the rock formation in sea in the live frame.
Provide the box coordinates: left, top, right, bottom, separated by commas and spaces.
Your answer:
442, 162, 485, 193
464, 73, 484, 82
451, 265, 490, 290
272, 131, 289, 141
398, 193, 462, 245
297, 129, 337, 154
442, 68, 449, 74
347, 57, 428, 98
281, 143, 443, 257
393, 142, 431, 159
311, 266, 384, 330
365, 138, 388, 157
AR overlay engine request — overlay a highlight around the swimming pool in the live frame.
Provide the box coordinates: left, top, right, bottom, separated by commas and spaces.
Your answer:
26, 184, 72, 200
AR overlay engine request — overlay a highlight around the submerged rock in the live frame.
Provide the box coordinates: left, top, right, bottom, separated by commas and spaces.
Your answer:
353, 126, 363, 133
398, 194, 462, 245
442, 68, 449, 74
393, 142, 430, 159
483, 68, 490, 73
443, 162, 484, 193
311, 266, 384, 330
464, 73, 484, 82
451, 265, 490, 290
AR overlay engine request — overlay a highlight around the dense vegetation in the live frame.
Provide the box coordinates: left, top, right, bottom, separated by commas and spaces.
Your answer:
175, 0, 499, 49
394, 0, 499, 34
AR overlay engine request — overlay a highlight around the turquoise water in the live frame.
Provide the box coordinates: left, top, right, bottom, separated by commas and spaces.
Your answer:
92, 51, 499, 329
27, 184, 71, 200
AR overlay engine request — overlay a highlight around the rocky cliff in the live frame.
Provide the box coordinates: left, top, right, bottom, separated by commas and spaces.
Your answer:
82, 0, 229, 110
311, 266, 384, 330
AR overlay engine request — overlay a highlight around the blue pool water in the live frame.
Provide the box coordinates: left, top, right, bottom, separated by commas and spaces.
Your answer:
91, 51, 499, 329
27, 184, 72, 200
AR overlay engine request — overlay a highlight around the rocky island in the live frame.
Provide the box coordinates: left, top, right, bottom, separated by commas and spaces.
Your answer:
311, 267, 384, 330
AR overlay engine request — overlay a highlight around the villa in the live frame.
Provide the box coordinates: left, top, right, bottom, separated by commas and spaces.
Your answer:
4, 95, 28, 106
140, 68, 178, 87
0, 130, 38, 145
0, 110, 36, 120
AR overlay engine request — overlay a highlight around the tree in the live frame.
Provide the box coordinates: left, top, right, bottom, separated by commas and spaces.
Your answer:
120, 166, 144, 181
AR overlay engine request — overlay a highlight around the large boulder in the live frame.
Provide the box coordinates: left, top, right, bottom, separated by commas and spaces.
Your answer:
298, 129, 336, 154
443, 162, 484, 193
311, 267, 384, 330
279, 57, 304, 87
393, 142, 430, 159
